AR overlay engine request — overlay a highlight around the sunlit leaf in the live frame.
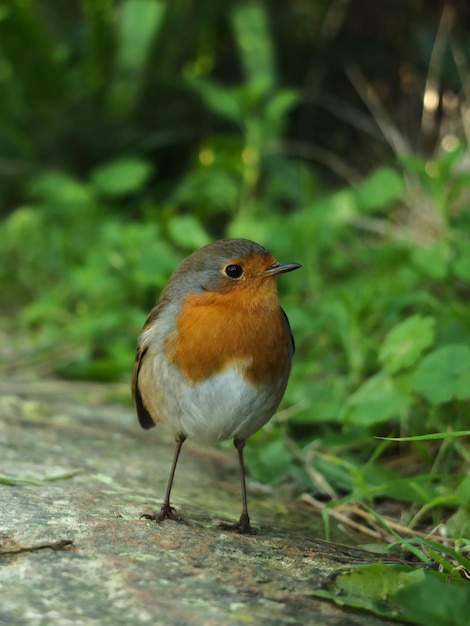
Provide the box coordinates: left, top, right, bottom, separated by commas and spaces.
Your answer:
245, 434, 295, 484
379, 315, 436, 373
231, 2, 275, 95
446, 506, 470, 539
395, 569, 470, 625
412, 245, 449, 279
173, 167, 239, 210
313, 563, 418, 618
265, 89, 299, 123
456, 473, 470, 505
92, 157, 152, 197
453, 242, 470, 283
109, 0, 166, 117
29, 171, 91, 207
342, 373, 411, 426
413, 345, 470, 404
167, 215, 210, 249
190, 79, 243, 123
355, 167, 404, 212
314, 563, 470, 624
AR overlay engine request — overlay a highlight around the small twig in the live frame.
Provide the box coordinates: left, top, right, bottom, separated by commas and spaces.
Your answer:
303, 450, 338, 500
301, 493, 457, 546
419, 4, 454, 141
0, 538, 74, 557
301, 494, 384, 539
346, 65, 410, 157
450, 40, 470, 146
273, 140, 361, 184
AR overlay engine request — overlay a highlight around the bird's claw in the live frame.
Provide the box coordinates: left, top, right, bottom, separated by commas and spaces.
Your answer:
140, 503, 187, 524
218, 513, 256, 535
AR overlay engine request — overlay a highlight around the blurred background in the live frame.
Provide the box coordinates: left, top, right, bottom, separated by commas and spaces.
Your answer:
1, 0, 470, 543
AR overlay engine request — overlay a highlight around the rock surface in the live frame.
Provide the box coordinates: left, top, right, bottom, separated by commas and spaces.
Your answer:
1, 380, 395, 625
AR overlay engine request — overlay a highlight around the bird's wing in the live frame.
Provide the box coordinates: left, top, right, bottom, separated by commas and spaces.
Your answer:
281, 308, 295, 355
131, 301, 165, 430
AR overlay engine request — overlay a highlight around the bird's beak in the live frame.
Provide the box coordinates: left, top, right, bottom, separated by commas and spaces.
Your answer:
264, 261, 302, 276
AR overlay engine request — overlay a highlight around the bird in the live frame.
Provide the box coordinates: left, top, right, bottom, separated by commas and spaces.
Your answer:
131, 238, 301, 534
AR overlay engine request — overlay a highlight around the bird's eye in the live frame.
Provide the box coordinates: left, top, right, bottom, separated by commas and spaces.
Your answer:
225, 264, 243, 279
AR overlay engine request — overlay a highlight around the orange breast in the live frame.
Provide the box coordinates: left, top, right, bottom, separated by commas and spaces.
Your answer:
164, 278, 290, 387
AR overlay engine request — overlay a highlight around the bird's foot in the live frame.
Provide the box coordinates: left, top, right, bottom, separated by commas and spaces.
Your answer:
140, 503, 187, 524
218, 513, 256, 535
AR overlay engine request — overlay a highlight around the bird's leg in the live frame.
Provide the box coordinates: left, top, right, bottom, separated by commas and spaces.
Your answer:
219, 437, 256, 535
141, 434, 187, 523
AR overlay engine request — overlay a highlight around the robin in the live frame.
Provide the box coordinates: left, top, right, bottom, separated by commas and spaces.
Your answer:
132, 238, 301, 534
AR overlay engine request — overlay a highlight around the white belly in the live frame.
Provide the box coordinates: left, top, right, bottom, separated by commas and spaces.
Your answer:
143, 356, 287, 444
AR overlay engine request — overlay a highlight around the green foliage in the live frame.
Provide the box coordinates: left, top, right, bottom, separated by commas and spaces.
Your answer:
108, 0, 166, 119
92, 157, 153, 198
413, 345, 470, 405
314, 561, 470, 624
378, 315, 436, 374
341, 373, 411, 427
0, 165, 187, 379
1, 2, 470, 615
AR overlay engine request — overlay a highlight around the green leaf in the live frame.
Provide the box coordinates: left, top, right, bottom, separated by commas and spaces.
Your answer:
342, 373, 411, 426
399, 153, 428, 176
265, 89, 299, 123
321, 188, 358, 225
337, 562, 421, 601
456, 473, 470, 505
116, 0, 165, 71
446, 506, 470, 539
412, 245, 449, 279
377, 431, 470, 442
108, 0, 166, 118
0, 0, 65, 104
189, 79, 243, 123
395, 569, 470, 625
173, 167, 239, 210
167, 216, 210, 249
413, 345, 470, 404
313, 563, 419, 618
82, 0, 115, 94
355, 167, 404, 212
245, 434, 295, 484
92, 157, 152, 197
453, 242, 470, 283
287, 374, 346, 424
231, 2, 275, 95
379, 315, 436, 374
314, 563, 470, 624
29, 171, 91, 208
227, 215, 284, 248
